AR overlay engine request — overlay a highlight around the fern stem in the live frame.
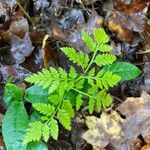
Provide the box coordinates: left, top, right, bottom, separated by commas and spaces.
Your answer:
72, 88, 96, 100
84, 51, 97, 74
16, 0, 35, 27
46, 97, 63, 124
76, 51, 97, 81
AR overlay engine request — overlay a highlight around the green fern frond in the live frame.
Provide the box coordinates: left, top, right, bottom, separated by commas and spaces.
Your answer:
88, 68, 95, 77
97, 44, 113, 52
60, 47, 89, 69
59, 68, 67, 79
33, 103, 55, 117
75, 79, 85, 89
69, 66, 77, 79
61, 100, 75, 118
81, 30, 96, 52
48, 94, 59, 106
49, 119, 59, 140
76, 94, 83, 111
25, 70, 52, 88
48, 80, 60, 94
23, 27, 128, 145
23, 121, 43, 144
94, 54, 116, 67
42, 124, 50, 142
93, 28, 109, 44
101, 94, 112, 109
89, 99, 95, 114
96, 71, 121, 90
96, 90, 106, 112
102, 71, 121, 88
57, 109, 71, 130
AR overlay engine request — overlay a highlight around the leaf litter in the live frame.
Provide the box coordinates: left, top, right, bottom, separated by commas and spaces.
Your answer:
0, 0, 150, 149
83, 91, 150, 150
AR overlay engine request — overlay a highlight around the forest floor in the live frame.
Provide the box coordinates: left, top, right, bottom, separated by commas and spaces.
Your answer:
0, 0, 150, 150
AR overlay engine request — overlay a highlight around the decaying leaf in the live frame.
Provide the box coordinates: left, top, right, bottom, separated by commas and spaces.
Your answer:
117, 91, 150, 117
33, 0, 49, 11
107, 11, 147, 43
0, 64, 31, 82
76, 0, 98, 5
9, 17, 29, 38
41, 34, 59, 68
117, 91, 150, 139
114, 0, 150, 13
83, 91, 150, 150
10, 33, 34, 64
51, 11, 103, 53
82, 112, 123, 150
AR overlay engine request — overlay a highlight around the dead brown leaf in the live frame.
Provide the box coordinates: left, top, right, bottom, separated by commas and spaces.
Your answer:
107, 11, 147, 43
9, 17, 29, 38
114, 0, 150, 13
51, 11, 103, 53
83, 92, 150, 150
117, 91, 150, 117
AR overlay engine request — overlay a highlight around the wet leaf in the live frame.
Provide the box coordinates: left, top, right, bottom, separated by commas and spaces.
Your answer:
0, 65, 31, 82
10, 33, 34, 64
9, 17, 29, 38
34, 0, 49, 11
51, 11, 103, 53
41, 35, 59, 68
114, 0, 150, 13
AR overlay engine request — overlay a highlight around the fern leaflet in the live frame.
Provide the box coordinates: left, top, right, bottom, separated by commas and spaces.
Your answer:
94, 54, 116, 67
49, 119, 59, 140
33, 103, 55, 117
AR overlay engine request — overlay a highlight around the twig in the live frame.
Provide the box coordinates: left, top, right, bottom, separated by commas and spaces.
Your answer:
16, 0, 35, 27
136, 49, 150, 54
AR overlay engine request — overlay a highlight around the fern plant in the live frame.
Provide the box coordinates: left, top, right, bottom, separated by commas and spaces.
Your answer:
23, 28, 122, 143
2, 28, 141, 149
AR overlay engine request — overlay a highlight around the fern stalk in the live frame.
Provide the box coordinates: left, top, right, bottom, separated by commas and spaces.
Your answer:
76, 50, 97, 81
72, 88, 95, 100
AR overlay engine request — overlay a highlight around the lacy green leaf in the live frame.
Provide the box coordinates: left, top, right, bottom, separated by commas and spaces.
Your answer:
49, 119, 59, 140
93, 28, 109, 44
33, 103, 55, 117
94, 54, 116, 67
81, 30, 96, 52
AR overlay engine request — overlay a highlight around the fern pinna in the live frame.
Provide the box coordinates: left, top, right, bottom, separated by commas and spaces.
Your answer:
24, 28, 121, 144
